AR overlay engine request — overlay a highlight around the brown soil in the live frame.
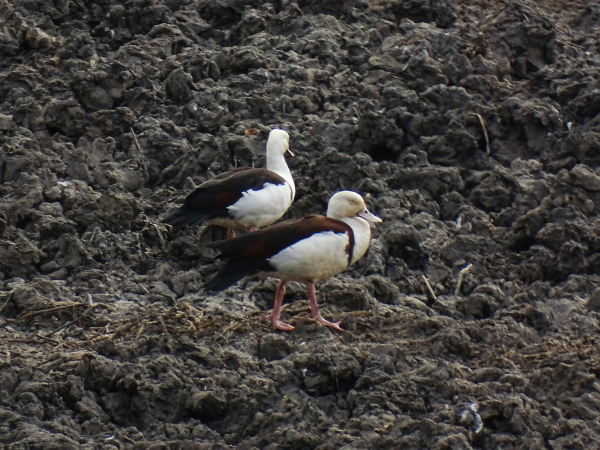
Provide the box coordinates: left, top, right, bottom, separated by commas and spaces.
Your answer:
2, 0, 600, 448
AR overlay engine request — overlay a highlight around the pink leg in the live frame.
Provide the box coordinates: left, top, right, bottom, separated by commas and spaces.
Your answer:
226, 229, 236, 239
306, 283, 343, 331
248, 226, 257, 233
266, 281, 294, 331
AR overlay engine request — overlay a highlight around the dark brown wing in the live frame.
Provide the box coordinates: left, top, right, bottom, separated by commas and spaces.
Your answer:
208, 214, 354, 263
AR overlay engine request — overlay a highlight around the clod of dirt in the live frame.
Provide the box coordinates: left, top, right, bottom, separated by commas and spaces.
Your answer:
2, 0, 600, 448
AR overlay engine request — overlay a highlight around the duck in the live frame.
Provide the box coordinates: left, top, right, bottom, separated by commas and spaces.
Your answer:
163, 129, 295, 238
204, 191, 382, 331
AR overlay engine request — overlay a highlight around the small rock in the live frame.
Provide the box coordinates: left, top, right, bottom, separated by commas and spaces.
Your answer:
185, 390, 228, 419
259, 334, 291, 362
459, 293, 500, 319
40, 260, 61, 273
171, 270, 200, 296
79, 85, 114, 111
368, 55, 404, 74
585, 287, 600, 311
166, 68, 193, 101
149, 281, 176, 302
523, 303, 551, 331
441, 329, 472, 357
49, 268, 69, 280
0, 114, 14, 131
39, 202, 64, 217
44, 186, 63, 201
10, 284, 49, 313
304, 374, 330, 391
25, 27, 54, 50
570, 165, 600, 191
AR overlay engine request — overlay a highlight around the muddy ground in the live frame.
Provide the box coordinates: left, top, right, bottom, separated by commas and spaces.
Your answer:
1, 0, 600, 448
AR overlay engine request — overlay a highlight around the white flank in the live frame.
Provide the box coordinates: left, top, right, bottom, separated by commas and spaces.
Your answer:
225, 182, 293, 229
267, 231, 350, 282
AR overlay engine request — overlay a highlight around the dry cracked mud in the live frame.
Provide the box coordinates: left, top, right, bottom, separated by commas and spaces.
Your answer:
2, 0, 600, 448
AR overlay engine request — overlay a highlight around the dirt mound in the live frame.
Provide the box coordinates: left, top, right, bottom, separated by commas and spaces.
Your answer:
2, 0, 600, 448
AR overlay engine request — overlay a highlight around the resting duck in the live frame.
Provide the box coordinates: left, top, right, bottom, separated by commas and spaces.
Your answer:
205, 191, 382, 331
163, 129, 295, 238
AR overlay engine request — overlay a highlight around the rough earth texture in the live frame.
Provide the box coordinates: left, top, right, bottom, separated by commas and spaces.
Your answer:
2, 0, 600, 448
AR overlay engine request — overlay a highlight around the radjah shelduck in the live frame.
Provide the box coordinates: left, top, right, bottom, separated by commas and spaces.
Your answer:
163, 129, 295, 238
204, 191, 382, 331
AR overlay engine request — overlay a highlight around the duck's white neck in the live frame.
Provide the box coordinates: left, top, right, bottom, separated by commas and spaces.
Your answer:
340, 217, 372, 265
267, 149, 295, 198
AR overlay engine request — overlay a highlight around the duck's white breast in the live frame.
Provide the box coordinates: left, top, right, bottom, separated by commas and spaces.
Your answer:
267, 231, 350, 282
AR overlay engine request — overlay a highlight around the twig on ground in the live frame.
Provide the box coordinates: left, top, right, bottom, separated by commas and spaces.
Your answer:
472, 113, 490, 155
455, 263, 473, 296
35, 333, 60, 345
109, 322, 134, 340
0, 290, 14, 313
153, 223, 168, 251
136, 232, 146, 262
221, 320, 242, 335
17, 302, 85, 320
136, 321, 146, 339
366, 0, 389, 11
199, 318, 220, 329
421, 275, 437, 302
47, 295, 95, 337
130, 127, 149, 180
286, 305, 310, 315
6, 338, 47, 344
334, 310, 373, 318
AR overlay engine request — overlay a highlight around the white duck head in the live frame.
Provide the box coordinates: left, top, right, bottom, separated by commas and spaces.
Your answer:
266, 129, 294, 158
326, 191, 382, 223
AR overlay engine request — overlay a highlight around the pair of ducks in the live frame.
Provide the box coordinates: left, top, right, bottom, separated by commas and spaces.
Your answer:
163, 129, 382, 331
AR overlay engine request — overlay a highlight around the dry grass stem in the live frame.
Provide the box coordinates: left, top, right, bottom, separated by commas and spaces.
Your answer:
455, 263, 473, 296
472, 113, 490, 155
47, 295, 95, 337
0, 290, 14, 313
421, 275, 437, 302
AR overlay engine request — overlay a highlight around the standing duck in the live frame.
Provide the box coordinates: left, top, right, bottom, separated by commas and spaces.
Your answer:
205, 191, 382, 331
163, 129, 295, 238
